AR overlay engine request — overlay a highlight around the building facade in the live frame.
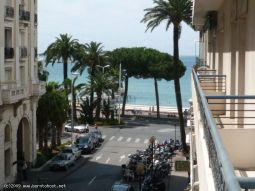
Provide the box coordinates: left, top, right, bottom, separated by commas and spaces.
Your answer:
0, 0, 45, 186
191, 0, 255, 190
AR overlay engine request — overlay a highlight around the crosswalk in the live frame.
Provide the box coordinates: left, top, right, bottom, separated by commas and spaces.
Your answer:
103, 134, 161, 145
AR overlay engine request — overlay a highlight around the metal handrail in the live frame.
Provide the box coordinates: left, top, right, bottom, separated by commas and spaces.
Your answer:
192, 69, 241, 190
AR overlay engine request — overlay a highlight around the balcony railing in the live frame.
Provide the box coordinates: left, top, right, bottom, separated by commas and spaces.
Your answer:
20, 47, 27, 58
19, 9, 30, 21
34, 13, 38, 24
1, 83, 27, 104
193, 68, 255, 190
193, 69, 241, 190
4, 48, 14, 59
34, 48, 38, 59
5, 6, 14, 18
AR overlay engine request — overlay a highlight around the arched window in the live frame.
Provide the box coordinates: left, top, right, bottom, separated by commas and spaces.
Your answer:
5, 125, 11, 143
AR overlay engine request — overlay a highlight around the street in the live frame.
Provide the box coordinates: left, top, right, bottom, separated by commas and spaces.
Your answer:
33, 118, 183, 191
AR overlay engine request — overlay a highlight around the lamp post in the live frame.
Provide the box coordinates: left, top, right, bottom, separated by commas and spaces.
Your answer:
96, 64, 110, 73
71, 72, 79, 145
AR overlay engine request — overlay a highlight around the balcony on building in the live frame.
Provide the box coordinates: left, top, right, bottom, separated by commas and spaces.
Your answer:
34, 47, 37, 60
32, 81, 46, 96
190, 66, 255, 191
19, 9, 30, 22
1, 82, 27, 104
5, 6, 14, 19
20, 47, 27, 59
34, 13, 38, 25
4, 48, 14, 60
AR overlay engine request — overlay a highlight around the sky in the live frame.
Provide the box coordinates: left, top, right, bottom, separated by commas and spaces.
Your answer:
38, 0, 199, 56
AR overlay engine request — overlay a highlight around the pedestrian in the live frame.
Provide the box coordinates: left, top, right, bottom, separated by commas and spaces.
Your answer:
95, 124, 98, 130
22, 160, 28, 181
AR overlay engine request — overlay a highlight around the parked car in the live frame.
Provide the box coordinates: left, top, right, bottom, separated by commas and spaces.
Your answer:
65, 123, 89, 133
75, 135, 94, 154
110, 182, 134, 191
49, 153, 75, 171
92, 130, 104, 143
88, 132, 100, 147
61, 146, 81, 160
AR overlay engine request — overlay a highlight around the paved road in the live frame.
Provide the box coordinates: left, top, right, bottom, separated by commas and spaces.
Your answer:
33, 118, 184, 191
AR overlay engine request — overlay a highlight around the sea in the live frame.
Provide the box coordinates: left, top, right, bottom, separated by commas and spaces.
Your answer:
45, 56, 196, 107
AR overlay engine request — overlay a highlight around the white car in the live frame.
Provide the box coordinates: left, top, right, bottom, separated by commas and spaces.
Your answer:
61, 146, 81, 160
65, 123, 89, 133
49, 153, 75, 171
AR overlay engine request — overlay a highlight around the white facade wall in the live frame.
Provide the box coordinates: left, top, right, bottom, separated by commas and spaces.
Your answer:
0, 0, 40, 186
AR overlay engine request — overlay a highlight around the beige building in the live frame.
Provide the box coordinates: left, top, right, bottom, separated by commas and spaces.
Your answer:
0, 0, 45, 186
190, 0, 255, 190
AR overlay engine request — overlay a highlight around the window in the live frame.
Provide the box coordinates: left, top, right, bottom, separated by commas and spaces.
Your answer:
5, 28, 12, 48
5, 69, 12, 82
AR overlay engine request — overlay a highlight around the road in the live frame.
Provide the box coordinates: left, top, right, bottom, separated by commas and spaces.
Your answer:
46, 118, 182, 191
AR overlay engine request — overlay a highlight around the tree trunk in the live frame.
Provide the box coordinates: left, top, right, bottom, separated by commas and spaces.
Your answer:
73, 91, 77, 122
173, 25, 187, 153
154, 77, 160, 118
95, 92, 102, 120
43, 125, 48, 150
56, 123, 62, 146
122, 77, 129, 116
38, 127, 43, 150
51, 124, 56, 149
89, 64, 96, 122
111, 89, 115, 120
63, 59, 68, 81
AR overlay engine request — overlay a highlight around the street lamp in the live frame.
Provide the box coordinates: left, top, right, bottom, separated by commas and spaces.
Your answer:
71, 72, 79, 145
96, 64, 110, 73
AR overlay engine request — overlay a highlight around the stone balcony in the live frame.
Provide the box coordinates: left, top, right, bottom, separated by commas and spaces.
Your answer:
32, 81, 46, 96
1, 82, 27, 104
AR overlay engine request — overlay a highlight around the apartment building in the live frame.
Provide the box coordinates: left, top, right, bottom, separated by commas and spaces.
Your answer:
0, 0, 45, 186
190, 0, 255, 190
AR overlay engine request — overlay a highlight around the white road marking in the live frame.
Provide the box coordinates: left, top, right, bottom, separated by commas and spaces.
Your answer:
88, 176, 96, 185
126, 137, 132, 142
135, 138, 140, 143
119, 155, 126, 162
117, 136, 123, 141
144, 139, 149, 144
102, 135, 107, 139
95, 154, 103, 161
105, 157, 110, 164
110, 136, 115, 141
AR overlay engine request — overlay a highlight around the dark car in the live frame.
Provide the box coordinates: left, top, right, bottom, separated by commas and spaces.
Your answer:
110, 182, 134, 191
93, 130, 104, 143
76, 136, 94, 154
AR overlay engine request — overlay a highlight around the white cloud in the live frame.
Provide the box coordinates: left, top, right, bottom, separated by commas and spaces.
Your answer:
38, 0, 198, 55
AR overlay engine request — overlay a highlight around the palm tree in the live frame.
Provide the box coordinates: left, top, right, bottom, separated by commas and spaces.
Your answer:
63, 77, 85, 122
44, 34, 80, 82
72, 41, 106, 121
37, 82, 68, 149
142, 0, 192, 153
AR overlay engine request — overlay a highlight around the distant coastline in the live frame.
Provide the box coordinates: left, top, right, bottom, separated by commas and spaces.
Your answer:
45, 56, 196, 107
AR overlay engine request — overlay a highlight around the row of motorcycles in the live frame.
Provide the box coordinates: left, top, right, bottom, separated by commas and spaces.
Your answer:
121, 138, 182, 191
